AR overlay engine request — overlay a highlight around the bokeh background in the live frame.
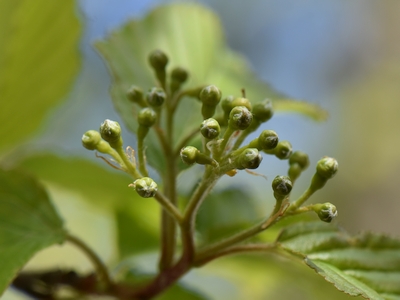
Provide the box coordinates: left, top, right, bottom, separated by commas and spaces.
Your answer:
3, 0, 400, 299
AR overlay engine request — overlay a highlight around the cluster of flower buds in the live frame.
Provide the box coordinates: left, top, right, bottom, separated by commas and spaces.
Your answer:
81, 49, 339, 224
82, 119, 123, 153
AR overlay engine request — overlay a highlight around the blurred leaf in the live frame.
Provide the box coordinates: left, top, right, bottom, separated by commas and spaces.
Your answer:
19, 154, 133, 209
200, 254, 354, 300
0, 168, 66, 296
116, 209, 159, 258
196, 187, 260, 245
154, 283, 209, 300
18, 154, 160, 256
0, 0, 81, 153
277, 221, 400, 299
96, 4, 326, 172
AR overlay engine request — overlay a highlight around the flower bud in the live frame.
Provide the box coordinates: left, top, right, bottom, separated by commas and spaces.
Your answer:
132, 177, 158, 198
272, 175, 293, 199
127, 85, 146, 107
148, 49, 168, 71
316, 157, 338, 179
313, 202, 337, 223
252, 99, 273, 122
184, 86, 206, 98
200, 85, 222, 119
237, 148, 262, 169
288, 164, 302, 182
100, 119, 123, 148
229, 106, 253, 130
170, 67, 189, 95
231, 97, 252, 111
266, 140, 292, 160
171, 67, 189, 83
309, 157, 338, 191
199, 85, 221, 106
146, 87, 166, 107
258, 130, 279, 150
180, 146, 217, 166
289, 151, 310, 170
82, 130, 101, 150
180, 146, 198, 165
138, 107, 157, 128
200, 118, 220, 140
221, 95, 235, 113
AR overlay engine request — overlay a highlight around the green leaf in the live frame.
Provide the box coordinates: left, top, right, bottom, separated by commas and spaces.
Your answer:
196, 187, 260, 245
0, 168, 66, 295
18, 154, 160, 257
95, 3, 326, 172
116, 209, 159, 258
277, 221, 400, 299
0, 0, 81, 153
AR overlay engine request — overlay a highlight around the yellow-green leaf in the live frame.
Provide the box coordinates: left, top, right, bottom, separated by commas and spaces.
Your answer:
0, 0, 81, 153
0, 168, 66, 296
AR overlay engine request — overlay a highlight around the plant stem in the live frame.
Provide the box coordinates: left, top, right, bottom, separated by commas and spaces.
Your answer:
153, 191, 183, 223
159, 105, 178, 271
130, 258, 190, 299
181, 169, 219, 262
66, 234, 112, 290
214, 127, 235, 161
137, 136, 148, 177
195, 243, 276, 266
288, 187, 314, 212
159, 158, 178, 270
114, 146, 142, 179
195, 204, 286, 263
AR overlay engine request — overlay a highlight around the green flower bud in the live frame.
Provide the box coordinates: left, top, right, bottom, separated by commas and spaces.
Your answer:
200, 85, 222, 119
273, 141, 293, 160
231, 97, 252, 111
138, 107, 157, 128
146, 87, 166, 107
221, 95, 235, 113
258, 130, 279, 150
313, 202, 337, 223
229, 106, 253, 130
171, 67, 189, 83
316, 157, 338, 179
82, 130, 101, 150
148, 49, 168, 71
132, 177, 158, 198
180, 146, 217, 166
180, 146, 198, 165
237, 148, 262, 170
199, 85, 222, 106
272, 175, 293, 199
288, 164, 303, 182
184, 86, 207, 98
127, 85, 146, 107
200, 118, 220, 140
287, 152, 309, 182
252, 99, 273, 122
289, 151, 310, 170
309, 158, 338, 191
170, 67, 189, 95
100, 119, 123, 148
